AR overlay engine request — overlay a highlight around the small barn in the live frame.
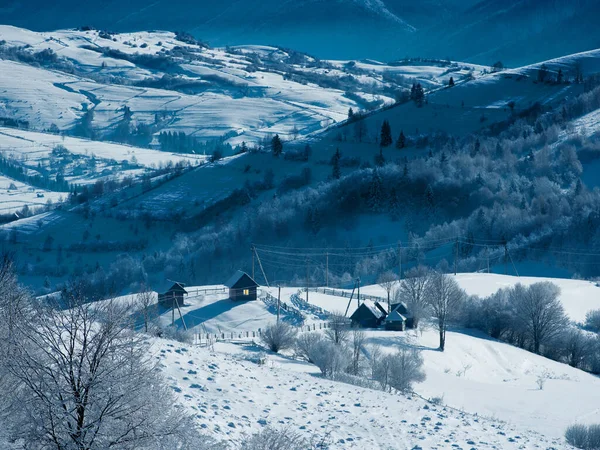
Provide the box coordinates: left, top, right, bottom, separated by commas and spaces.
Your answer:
385, 309, 407, 331
350, 301, 387, 328
226, 270, 259, 301
158, 282, 188, 308
390, 301, 415, 328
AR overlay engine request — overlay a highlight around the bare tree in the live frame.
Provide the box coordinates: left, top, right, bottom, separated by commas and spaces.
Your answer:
372, 347, 425, 392
295, 332, 324, 363
395, 265, 431, 328
426, 271, 466, 351
6, 291, 207, 450
324, 312, 350, 345
377, 271, 398, 312
310, 340, 350, 378
261, 322, 298, 353
350, 329, 367, 376
136, 283, 155, 333
563, 328, 594, 369
510, 282, 566, 354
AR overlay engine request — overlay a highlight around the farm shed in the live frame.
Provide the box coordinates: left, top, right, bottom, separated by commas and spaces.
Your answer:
350, 301, 387, 328
158, 282, 188, 308
226, 270, 259, 301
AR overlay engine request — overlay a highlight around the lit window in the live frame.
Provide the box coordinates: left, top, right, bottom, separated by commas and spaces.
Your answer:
243, 289, 250, 296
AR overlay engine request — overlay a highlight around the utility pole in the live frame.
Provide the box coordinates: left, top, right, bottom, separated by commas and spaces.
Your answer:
454, 237, 458, 275
397, 241, 402, 280
251, 245, 255, 280
277, 285, 281, 323
326, 252, 329, 288
171, 295, 175, 326
357, 277, 361, 309
306, 257, 309, 304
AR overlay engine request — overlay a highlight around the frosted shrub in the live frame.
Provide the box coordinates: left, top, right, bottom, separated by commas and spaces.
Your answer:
372, 347, 426, 393
241, 427, 310, 450
585, 309, 600, 333
295, 332, 324, 363
565, 424, 600, 449
311, 340, 350, 377
261, 322, 298, 353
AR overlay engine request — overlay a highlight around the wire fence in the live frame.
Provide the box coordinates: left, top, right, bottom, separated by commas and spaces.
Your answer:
192, 321, 330, 347
306, 287, 387, 304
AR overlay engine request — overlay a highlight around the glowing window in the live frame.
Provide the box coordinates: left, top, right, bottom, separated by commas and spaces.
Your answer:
243, 289, 250, 296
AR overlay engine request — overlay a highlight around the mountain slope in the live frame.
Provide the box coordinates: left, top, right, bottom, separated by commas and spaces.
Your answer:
413, 0, 600, 66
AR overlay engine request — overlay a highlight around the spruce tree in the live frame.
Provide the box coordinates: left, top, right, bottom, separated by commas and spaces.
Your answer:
448, 76, 455, 87
380, 120, 393, 147
271, 134, 283, 157
368, 170, 383, 211
348, 108, 355, 121
396, 130, 406, 149
331, 148, 341, 180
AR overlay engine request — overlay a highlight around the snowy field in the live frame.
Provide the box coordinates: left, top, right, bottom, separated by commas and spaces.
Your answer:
157, 339, 567, 449
0, 126, 204, 170
0, 174, 63, 214
0, 25, 488, 146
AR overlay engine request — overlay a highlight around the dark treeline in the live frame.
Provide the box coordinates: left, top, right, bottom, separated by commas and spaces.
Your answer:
0, 154, 70, 192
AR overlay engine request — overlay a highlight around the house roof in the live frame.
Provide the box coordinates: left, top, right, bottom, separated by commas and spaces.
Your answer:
351, 301, 386, 320
225, 270, 258, 289
386, 310, 407, 323
391, 301, 412, 317
164, 282, 187, 294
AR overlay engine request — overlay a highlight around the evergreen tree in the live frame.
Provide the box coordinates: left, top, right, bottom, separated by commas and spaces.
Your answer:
331, 148, 341, 180
368, 170, 383, 211
348, 108, 355, 121
380, 120, 393, 147
424, 184, 434, 210
448, 76, 455, 87
303, 144, 312, 160
410, 83, 425, 107
557, 68, 564, 84
271, 134, 283, 157
396, 130, 406, 149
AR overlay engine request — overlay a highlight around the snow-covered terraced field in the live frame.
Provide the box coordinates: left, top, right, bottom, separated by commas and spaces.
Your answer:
0, 25, 486, 145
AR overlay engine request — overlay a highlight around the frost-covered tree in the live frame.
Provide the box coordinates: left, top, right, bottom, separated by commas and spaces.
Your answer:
5, 291, 207, 450
395, 265, 432, 328
377, 270, 398, 312
261, 321, 298, 353
426, 272, 465, 351
510, 282, 566, 354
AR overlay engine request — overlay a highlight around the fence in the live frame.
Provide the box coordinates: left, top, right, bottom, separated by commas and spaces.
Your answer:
306, 287, 387, 304
187, 287, 228, 297
193, 321, 330, 347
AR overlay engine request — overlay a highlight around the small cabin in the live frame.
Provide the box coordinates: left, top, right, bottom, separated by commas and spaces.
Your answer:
158, 282, 187, 308
350, 302, 387, 328
225, 270, 258, 301
390, 302, 415, 328
385, 309, 407, 331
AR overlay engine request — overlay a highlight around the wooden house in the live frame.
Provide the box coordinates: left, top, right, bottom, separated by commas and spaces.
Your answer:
390, 301, 415, 328
226, 270, 259, 301
350, 301, 387, 328
385, 309, 407, 331
158, 282, 188, 308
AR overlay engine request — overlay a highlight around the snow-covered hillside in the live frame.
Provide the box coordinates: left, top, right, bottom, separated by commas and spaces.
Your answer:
159, 338, 568, 449
0, 26, 483, 146
104, 273, 600, 445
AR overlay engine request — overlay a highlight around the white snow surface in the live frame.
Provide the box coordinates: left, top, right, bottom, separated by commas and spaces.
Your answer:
157, 339, 569, 449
